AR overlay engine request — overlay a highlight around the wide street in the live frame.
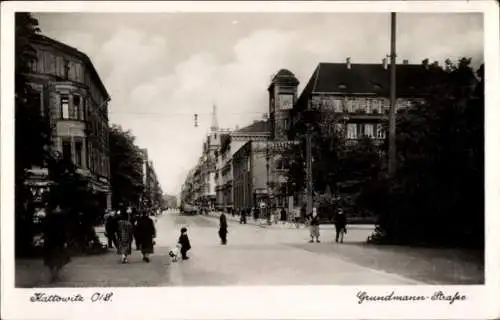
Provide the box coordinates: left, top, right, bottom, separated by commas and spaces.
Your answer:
16, 211, 483, 288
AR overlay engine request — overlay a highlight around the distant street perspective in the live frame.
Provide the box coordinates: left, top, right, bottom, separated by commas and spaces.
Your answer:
13, 11, 484, 288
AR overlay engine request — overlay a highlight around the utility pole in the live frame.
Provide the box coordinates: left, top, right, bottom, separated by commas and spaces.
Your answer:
388, 12, 397, 177
266, 137, 273, 225
305, 127, 313, 215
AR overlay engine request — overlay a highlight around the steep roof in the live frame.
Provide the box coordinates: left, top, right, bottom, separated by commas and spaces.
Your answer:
300, 62, 445, 99
32, 34, 110, 99
235, 120, 270, 134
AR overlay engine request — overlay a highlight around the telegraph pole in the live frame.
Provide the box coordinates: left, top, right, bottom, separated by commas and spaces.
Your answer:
305, 128, 313, 215
388, 12, 397, 177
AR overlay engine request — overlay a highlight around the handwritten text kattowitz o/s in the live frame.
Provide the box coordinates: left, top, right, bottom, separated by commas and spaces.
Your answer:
30, 292, 114, 303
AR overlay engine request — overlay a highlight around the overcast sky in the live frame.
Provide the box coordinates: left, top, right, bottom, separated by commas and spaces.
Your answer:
33, 12, 483, 196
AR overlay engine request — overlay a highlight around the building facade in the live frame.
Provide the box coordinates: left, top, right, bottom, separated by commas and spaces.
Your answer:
290, 58, 429, 144
215, 121, 270, 212
24, 34, 112, 209
140, 148, 162, 210
288, 58, 435, 197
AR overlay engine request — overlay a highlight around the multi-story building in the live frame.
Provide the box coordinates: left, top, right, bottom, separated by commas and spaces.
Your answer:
288, 58, 436, 196
140, 148, 162, 210
215, 121, 271, 212
290, 58, 429, 144
24, 34, 112, 209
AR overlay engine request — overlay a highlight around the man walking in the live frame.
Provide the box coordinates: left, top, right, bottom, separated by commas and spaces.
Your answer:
334, 208, 347, 243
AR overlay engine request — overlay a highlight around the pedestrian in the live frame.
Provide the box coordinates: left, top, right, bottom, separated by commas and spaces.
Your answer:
219, 212, 228, 245
131, 208, 141, 250
334, 208, 347, 243
105, 211, 118, 249
309, 207, 320, 243
280, 207, 287, 224
178, 227, 191, 260
136, 212, 156, 262
273, 207, 279, 224
116, 211, 134, 263
240, 208, 247, 224
42, 203, 70, 282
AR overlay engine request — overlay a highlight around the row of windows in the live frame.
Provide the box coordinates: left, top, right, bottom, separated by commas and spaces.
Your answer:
60, 137, 109, 178
58, 93, 109, 145
32, 48, 106, 106
60, 94, 85, 121
345, 123, 385, 139
311, 97, 413, 114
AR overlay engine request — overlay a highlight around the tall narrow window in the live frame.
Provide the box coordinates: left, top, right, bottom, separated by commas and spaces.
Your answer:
365, 123, 375, 138
366, 99, 372, 113
347, 123, 357, 139
82, 99, 87, 121
74, 140, 83, 168
72, 95, 80, 120
346, 99, 354, 113
376, 124, 386, 138
60, 95, 69, 119
62, 139, 72, 162
334, 99, 343, 113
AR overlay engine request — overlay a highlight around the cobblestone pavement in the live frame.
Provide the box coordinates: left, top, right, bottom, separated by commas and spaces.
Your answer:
15, 212, 483, 287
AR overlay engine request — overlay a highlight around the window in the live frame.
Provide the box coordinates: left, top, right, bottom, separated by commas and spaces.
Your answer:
82, 99, 87, 121
371, 99, 382, 113
365, 99, 372, 113
335, 123, 344, 133
346, 99, 354, 113
72, 95, 81, 120
62, 139, 72, 162
334, 99, 343, 113
74, 140, 83, 168
364, 124, 375, 138
347, 123, 357, 139
60, 95, 69, 119
376, 124, 386, 138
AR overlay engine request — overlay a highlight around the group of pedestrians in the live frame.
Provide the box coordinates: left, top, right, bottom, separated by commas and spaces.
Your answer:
105, 207, 156, 264
215, 205, 348, 245
307, 207, 347, 243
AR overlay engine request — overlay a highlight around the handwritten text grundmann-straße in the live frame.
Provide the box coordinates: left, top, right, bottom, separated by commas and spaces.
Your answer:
356, 291, 466, 304
30, 292, 114, 303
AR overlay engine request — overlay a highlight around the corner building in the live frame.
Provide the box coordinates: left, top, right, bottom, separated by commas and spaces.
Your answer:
25, 34, 112, 209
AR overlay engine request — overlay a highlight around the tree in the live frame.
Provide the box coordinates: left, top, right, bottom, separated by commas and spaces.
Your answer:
367, 58, 483, 247
15, 13, 53, 256
109, 125, 145, 209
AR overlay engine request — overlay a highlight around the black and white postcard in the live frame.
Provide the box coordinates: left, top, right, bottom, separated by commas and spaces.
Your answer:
1, 1, 499, 319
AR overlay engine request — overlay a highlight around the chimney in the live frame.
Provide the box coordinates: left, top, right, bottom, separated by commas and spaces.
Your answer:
346, 57, 351, 69
403, 59, 409, 65
383, 57, 388, 69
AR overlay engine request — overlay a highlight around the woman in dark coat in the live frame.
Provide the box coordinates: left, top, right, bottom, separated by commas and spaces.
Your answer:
219, 212, 228, 245
136, 213, 156, 262
43, 204, 70, 281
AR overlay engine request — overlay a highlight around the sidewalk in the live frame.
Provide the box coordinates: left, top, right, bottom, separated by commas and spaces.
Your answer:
204, 211, 375, 231
16, 247, 174, 288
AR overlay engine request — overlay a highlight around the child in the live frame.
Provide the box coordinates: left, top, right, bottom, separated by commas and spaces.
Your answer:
178, 227, 191, 260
